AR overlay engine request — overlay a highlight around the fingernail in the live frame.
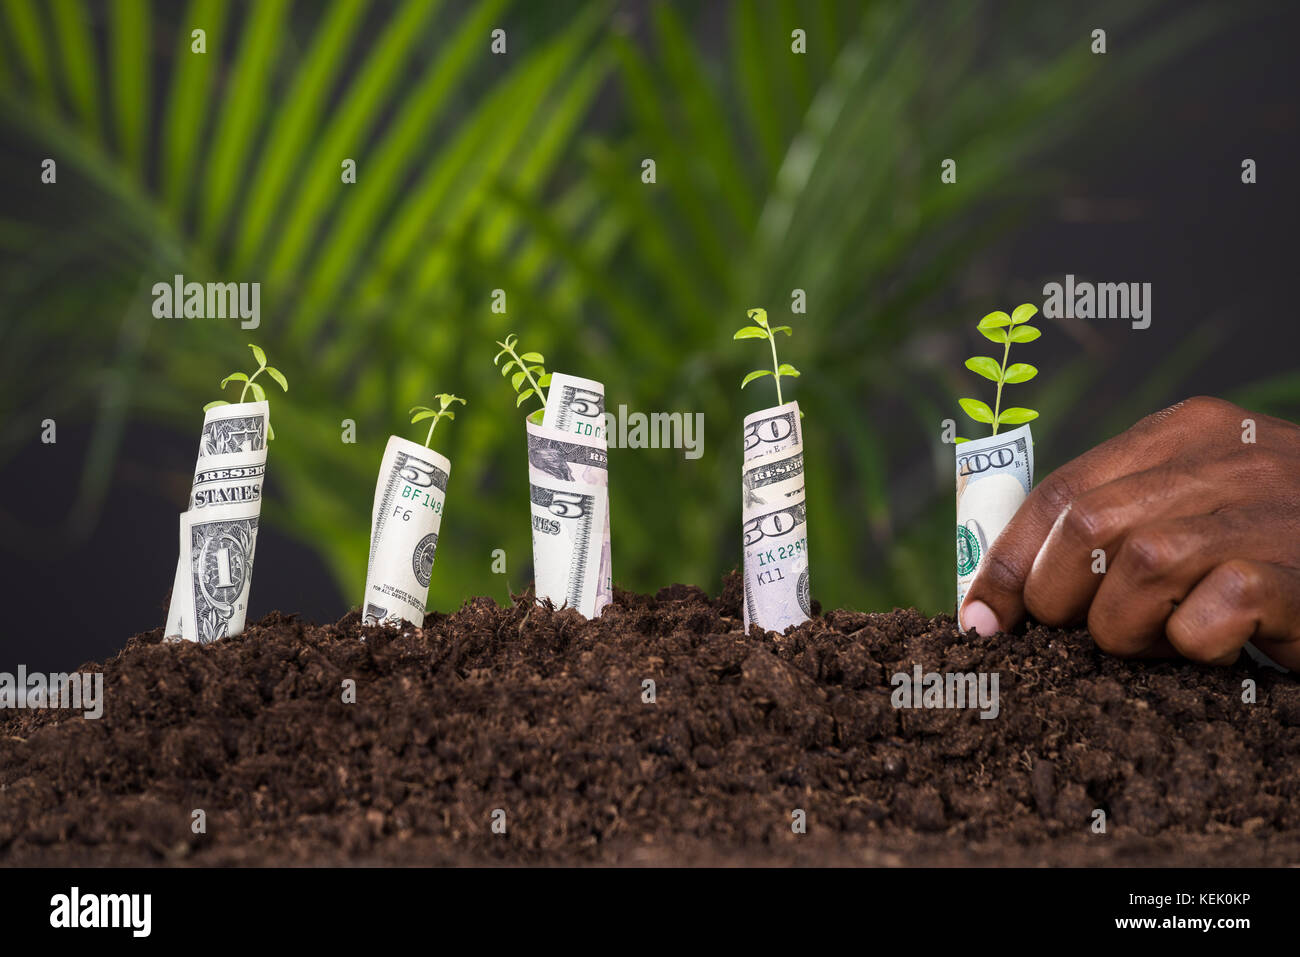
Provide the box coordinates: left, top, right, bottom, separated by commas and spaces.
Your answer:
961, 600, 1000, 636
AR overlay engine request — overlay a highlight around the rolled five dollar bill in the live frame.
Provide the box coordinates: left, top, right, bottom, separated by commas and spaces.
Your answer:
528, 372, 613, 618
363, 436, 451, 627
165, 400, 269, 641
742, 401, 812, 633
955, 423, 1033, 630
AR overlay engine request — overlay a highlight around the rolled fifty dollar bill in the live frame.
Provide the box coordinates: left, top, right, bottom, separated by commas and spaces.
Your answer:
955, 423, 1033, 629
362, 436, 451, 627
165, 400, 269, 640
742, 401, 812, 633
528, 372, 612, 617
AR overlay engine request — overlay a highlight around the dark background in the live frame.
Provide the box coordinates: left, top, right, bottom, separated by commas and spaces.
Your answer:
2, 0, 1298, 672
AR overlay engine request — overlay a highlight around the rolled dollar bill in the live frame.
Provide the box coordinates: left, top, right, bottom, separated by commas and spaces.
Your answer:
955, 423, 1033, 628
362, 436, 451, 627
176, 500, 261, 643
542, 372, 606, 436
165, 401, 269, 639
525, 373, 612, 617
742, 401, 812, 633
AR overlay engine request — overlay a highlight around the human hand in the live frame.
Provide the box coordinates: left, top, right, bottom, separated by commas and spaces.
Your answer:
960, 396, 1300, 669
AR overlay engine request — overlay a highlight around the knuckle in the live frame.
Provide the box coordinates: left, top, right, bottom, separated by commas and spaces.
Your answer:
976, 549, 1024, 597
1059, 499, 1108, 545
1214, 560, 1263, 610
1034, 470, 1078, 518
1178, 395, 1235, 421
1120, 528, 1178, 582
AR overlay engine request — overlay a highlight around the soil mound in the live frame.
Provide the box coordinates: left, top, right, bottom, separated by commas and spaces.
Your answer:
3, 574, 1297, 865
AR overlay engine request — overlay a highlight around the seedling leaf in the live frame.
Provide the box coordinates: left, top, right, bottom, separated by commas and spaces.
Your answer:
263, 367, 288, 392
959, 303, 1043, 436
997, 407, 1039, 424
410, 410, 437, 423
735, 306, 800, 405
203, 400, 230, 411
1011, 303, 1039, 325
958, 398, 995, 423
964, 357, 1001, 381
248, 343, 267, 369
220, 372, 249, 388
493, 334, 549, 411
1002, 363, 1038, 383
249, 381, 267, 402
978, 311, 1012, 329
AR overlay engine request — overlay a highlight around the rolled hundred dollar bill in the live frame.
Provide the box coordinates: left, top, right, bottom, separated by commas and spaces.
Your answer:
527, 372, 612, 617
742, 401, 812, 633
362, 436, 451, 627
955, 423, 1033, 629
165, 401, 268, 641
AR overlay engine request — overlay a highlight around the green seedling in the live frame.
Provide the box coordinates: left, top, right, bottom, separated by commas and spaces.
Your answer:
493, 333, 552, 411
955, 303, 1041, 443
204, 343, 288, 439
734, 307, 800, 406
409, 393, 467, 449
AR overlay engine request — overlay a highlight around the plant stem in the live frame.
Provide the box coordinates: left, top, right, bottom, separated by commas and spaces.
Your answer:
768, 331, 783, 406
238, 368, 260, 403
992, 337, 1011, 435
425, 416, 438, 448
506, 343, 547, 409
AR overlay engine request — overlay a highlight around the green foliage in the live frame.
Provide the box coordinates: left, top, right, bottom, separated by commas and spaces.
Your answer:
0, 0, 1218, 617
493, 334, 552, 411
203, 343, 288, 438
734, 307, 799, 406
409, 393, 466, 449
955, 305, 1040, 442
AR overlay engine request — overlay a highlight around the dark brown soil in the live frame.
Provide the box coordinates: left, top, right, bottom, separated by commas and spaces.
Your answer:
3, 574, 1298, 866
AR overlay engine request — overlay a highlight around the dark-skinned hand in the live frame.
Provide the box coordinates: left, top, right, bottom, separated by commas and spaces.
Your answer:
961, 396, 1300, 669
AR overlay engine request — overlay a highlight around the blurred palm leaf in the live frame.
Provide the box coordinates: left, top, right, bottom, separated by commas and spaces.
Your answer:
0, 0, 1220, 617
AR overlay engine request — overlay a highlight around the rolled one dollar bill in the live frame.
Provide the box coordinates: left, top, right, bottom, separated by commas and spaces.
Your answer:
176, 500, 261, 643
955, 423, 1033, 629
165, 401, 269, 640
528, 372, 612, 618
362, 436, 451, 627
742, 401, 812, 633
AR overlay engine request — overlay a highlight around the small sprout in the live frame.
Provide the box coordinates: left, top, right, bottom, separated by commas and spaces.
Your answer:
956, 303, 1040, 442
204, 343, 288, 439
734, 307, 799, 406
409, 393, 467, 449
493, 333, 551, 411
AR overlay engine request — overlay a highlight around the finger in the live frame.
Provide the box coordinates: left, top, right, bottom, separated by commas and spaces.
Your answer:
962, 397, 1221, 631
1166, 559, 1300, 668
1023, 463, 1224, 626
1085, 512, 1245, 656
